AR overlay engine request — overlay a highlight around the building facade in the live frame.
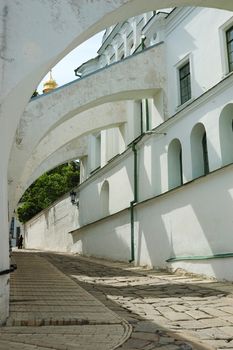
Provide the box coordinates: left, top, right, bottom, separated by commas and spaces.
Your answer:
24, 6, 233, 281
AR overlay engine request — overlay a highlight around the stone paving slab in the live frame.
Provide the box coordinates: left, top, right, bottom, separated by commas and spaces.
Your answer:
42, 252, 233, 350
0, 324, 129, 350
0, 252, 131, 350
7, 253, 122, 326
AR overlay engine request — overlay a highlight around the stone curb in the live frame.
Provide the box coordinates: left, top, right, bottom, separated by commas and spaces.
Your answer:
112, 320, 132, 350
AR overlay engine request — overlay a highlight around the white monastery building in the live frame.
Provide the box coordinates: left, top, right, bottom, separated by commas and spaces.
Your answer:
1, 0, 233, 325
24, 6, 233, 280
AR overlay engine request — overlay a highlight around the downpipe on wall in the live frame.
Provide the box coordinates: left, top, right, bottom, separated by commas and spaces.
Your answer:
129, 101, 165, 262
129, 141, 139, 263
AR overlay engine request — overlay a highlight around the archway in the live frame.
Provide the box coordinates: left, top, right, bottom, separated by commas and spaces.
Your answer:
219, 104, 233, 166
168, 138, 183, 190
191, 123, 209, 178
100, 181, 110, 217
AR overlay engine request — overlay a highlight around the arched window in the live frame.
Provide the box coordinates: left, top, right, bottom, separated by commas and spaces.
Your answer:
168, 139, 183, 190
191, 123, 209, 178
119, 51, 124, 60
129, 39, 134, 54
219, 104, 233, 166
100, 180, 109, 217
202, 132, 209, 175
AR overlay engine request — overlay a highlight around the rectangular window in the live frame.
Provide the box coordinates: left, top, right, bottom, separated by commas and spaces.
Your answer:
226, 26, 233, 72
179, 61, 191, 105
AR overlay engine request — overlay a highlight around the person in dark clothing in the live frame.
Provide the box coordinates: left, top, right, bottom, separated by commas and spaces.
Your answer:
18, 235, 23, 249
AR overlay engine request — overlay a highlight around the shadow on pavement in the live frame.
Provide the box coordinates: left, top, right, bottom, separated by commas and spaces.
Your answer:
41, 252, 227, 350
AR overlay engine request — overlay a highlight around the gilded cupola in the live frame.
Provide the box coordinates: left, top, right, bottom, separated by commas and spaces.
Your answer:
43, 70, 58, 94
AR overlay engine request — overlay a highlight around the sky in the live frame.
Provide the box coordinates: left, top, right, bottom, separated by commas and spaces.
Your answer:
37, 31, 104, 94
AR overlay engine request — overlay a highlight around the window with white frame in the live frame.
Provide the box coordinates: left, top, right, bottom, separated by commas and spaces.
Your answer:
179, 61, 191, 105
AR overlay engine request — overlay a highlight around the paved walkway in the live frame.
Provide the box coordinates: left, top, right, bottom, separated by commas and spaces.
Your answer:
43, 252, 233, 350
2, 251, 233, 349
0, 252, 131, 350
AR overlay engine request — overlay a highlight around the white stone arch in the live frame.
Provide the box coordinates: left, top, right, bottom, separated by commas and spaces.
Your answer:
219, 103, 233, 166
24, 136, 88, 194
8, 45, 164, 211
9, 137, 87, 215
121, 20, 134, 56
4, 2, 232, 217
4, 1, 232, 144
9, 102, 128, 210
167, 138, 183, 190
100, 180, 110, 217
3, 0, 233, 169
190, 122, 209, 178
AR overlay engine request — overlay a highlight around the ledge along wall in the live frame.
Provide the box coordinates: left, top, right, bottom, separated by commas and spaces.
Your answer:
24, 163, 233, 281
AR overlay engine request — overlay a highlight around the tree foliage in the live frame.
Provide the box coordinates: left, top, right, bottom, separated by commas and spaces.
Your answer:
31, 90, 39, 99
17, 162, 79, 223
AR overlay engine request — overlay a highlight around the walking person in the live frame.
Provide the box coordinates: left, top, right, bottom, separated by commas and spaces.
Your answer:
18, 235, 23, 249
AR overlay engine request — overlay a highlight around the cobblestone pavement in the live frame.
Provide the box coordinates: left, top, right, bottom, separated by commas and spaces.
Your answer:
0, 252, 131, 350
42, 252, 233, 350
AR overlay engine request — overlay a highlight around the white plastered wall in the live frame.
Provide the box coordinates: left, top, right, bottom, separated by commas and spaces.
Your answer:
24, 163, 233, 281
166, 7, 233, 116
78, 152, 134, 226
25, 193, 78, 252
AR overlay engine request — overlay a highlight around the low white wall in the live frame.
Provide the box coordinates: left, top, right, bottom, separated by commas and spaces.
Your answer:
71, 209, 131, 261
25, 164, 233, 281
71, 164, 233, 281
134, 164, 233, 280
24, 193, 78, 252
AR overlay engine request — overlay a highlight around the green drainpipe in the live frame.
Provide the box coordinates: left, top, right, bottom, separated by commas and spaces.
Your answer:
133, 142, 138, 203
145, 99, 150, 131
130, 202, 135, 262
166, 252, 233, 262
140, 101, 143, 135
129, 142, 138, 263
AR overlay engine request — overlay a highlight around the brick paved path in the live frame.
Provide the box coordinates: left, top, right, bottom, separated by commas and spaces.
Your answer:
42, 252, 233, 350
2, 251, 233, 349
0, 252, 131, 350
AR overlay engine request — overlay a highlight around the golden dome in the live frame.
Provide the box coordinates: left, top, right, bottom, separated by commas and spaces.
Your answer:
43, 70, 58, 94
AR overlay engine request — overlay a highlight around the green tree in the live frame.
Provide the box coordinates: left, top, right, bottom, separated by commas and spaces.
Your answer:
17, 162, 79, 223
31, 90, 39, 99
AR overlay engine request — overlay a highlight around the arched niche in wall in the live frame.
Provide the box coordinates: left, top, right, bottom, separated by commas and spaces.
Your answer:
100, 180, 110, 217
119, 51, 125, 60
190, 122, 209, 179
128, 38, 134, 54
219, 103, 233, 166
168, 138, 183, 190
